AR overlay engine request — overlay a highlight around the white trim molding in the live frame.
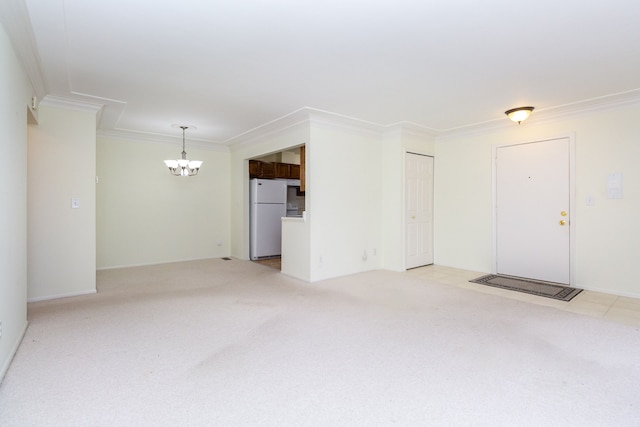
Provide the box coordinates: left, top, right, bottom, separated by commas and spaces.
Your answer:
0, 320, 28, 384
225, 106, 438, 151
27, 289, 97, 303
40, 95, 104, 113
224, 107, 312, 149
97, 128, 229, 152
0, 0, 47, 100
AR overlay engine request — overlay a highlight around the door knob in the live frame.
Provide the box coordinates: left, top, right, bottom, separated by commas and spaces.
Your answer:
561, 211, 567, 216
411, 215, 416, 219
559, 220, 566, 226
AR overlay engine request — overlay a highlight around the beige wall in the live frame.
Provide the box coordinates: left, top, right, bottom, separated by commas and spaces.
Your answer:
307, 123, 384, 281
28, 104, 97, 301
0, 22, 31, 380
96, 136, 231, 269
434, 105, 640, 297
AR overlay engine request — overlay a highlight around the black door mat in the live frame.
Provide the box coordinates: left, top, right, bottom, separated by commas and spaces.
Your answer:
470, 274, 583, 301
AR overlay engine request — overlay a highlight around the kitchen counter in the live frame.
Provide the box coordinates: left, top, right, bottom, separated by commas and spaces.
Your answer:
282, 212, 306, 222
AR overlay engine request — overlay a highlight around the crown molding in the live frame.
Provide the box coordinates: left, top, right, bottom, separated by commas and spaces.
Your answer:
306, 107, 385, 136
69, 91, 128, 130
225, 106, 438, 151
224, 107, 312, 150
0, 0, 47, 100
225, 106, 385, 151
383, 121, 438, 139
97, 128, 229, 152
527, 88, 640, 124
305, 109, 438, 141
436, 88, 640, 141
40, 95, 104, 113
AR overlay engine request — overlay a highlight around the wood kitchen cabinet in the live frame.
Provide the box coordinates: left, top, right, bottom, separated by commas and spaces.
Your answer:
274, 162, 291, 179
260, 162, 275, 178
248, 160, 261, 178
249, 160, 275, 179
290, 164, 300, 179
250, 160, 301, 180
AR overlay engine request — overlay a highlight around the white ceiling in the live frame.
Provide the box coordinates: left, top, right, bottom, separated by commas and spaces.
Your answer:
11, 0, 640, 144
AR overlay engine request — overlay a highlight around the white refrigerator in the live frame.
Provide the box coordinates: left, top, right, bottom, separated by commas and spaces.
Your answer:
250, 179, 287, 260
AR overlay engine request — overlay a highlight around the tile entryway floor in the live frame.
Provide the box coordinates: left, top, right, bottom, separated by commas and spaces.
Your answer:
252, 260, 640, 328
407, 265, 640, 328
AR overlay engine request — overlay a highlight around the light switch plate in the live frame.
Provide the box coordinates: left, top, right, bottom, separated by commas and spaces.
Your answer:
71, 198, 80, 209
606, 173, 623, 199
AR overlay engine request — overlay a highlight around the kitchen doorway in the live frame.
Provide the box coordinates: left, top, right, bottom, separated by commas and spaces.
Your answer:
248, 146, 304, 270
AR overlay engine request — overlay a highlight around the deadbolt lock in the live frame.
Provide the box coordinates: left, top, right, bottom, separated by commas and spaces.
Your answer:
561, 211, 567, 216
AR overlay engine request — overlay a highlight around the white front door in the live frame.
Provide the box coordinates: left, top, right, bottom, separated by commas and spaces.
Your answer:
495, 137, 572, 284
406, 153, 434, 269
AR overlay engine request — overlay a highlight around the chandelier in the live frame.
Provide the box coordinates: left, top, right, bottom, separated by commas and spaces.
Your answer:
163, 126, 203, 176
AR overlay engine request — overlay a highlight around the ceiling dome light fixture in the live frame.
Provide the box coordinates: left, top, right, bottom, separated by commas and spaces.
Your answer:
163, 125, 203, 176
505, 106, 535, 124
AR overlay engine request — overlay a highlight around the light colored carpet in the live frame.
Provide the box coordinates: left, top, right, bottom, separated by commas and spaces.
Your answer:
1, 258, 639, 426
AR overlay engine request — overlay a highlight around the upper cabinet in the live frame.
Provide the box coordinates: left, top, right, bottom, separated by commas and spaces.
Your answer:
249, 160, 300, 180
248, 160, 262, 178
274, 162, 291, 179
249, 160, 274, 179
291, 164, 301, 180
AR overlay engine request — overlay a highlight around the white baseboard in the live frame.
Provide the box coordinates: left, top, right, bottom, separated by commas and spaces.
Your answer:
28, 289, 97, 303
578, 284, 640, 300
0, 320, 28, 385
96, 256, 230, 271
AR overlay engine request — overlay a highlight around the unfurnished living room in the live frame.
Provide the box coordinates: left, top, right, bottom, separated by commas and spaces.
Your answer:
1, 1, 640, 426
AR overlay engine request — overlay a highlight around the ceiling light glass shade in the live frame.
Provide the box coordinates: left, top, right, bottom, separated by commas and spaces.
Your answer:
505, 106, 534, 124
164, 126, 203, 176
